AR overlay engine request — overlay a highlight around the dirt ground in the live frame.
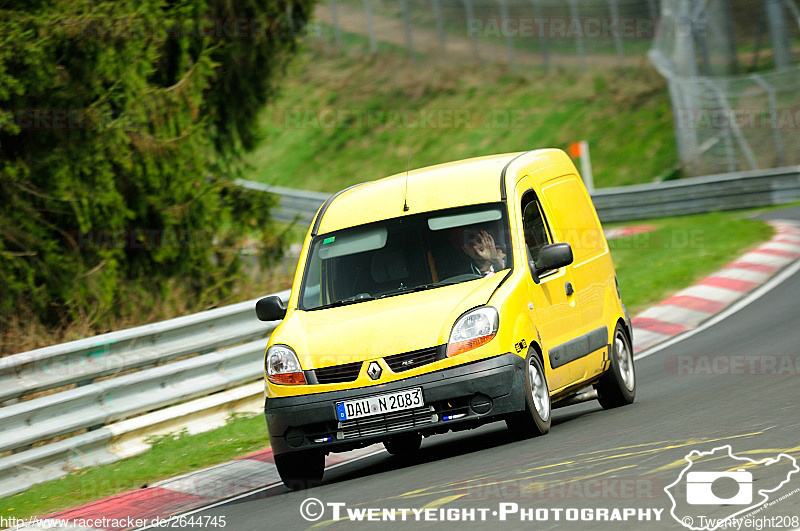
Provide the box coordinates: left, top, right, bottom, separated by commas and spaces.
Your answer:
314, 2, 651, 69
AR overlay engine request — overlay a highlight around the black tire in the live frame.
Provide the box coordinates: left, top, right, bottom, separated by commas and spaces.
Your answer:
596, 324, 636, 409
383, 433, 422, 456
506, 351, 551, 439
274, 451, 325, 490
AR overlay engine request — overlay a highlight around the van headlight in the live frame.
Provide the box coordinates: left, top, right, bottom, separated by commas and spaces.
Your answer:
446, 307, 499, 357
266, 345, 307, 385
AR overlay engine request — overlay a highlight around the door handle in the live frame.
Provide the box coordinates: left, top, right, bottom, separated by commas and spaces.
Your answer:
565, 282, 574, 296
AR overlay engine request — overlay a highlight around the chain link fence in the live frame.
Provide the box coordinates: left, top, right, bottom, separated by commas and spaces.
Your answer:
650, 0, 800, 175
309, 1, 800, 177
314, 0, 661, 69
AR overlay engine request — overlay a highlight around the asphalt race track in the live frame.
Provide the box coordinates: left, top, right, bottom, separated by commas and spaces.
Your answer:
185, 208, 800, 531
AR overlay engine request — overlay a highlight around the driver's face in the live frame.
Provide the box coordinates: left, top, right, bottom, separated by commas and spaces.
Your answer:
462, 243, 481, 261
461, 230, 482, 258
464, 230, 485, 249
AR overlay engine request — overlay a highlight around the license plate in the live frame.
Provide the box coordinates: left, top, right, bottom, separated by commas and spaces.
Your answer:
336, 387, 424, 421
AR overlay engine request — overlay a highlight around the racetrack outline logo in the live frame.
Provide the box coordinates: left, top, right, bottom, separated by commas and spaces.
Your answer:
664, 445, 799, 530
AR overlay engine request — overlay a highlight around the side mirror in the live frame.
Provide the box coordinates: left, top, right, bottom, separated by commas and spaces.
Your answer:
256, 296, 287, 322
535, 243, 573, 273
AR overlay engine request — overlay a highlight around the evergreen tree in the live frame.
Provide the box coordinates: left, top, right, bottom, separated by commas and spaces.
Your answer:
0, 0, 315, 339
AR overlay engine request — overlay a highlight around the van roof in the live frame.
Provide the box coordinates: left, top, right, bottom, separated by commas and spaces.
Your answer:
314, 148, 571, 235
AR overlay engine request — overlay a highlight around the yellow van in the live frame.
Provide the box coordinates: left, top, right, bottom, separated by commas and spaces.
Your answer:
256, 149, 635, 489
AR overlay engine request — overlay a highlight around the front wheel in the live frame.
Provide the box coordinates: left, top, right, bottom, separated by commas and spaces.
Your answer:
506, 351, 551, 439
274, 451, 325, 491
595, 324, 636, 409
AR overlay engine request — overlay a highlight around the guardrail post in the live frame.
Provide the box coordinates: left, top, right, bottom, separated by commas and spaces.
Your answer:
462, 0, 481, 63
401, 0, 415, 55
766, 0, 792, 70
530, 0, 550, 72
432, 0, 447, 53
608, 0, 625, 67
579, 141, 595, 192
567, 0, 586, 70
499, 0, 515, 68
330, 0, 343, 50
363, 0, 378, 54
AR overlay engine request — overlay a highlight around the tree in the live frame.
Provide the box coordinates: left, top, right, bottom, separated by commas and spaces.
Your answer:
0, 0, 315, 343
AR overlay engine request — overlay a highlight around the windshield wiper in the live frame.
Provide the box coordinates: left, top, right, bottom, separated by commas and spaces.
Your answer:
379, 283, 442, 299
314, 296, 375, 310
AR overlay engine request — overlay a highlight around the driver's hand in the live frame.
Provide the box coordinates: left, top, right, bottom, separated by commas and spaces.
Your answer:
473, 231, 504, 268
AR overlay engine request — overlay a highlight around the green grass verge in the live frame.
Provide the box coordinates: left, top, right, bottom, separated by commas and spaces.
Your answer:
0, 211, 775, 521
610, 211, 775, 314
245, 41, 677, 193
0, 413, 269, 521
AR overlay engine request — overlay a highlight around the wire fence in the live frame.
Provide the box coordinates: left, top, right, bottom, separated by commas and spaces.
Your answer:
308, 1, 800, 176
650, 0, 800, 175
313, 0, 662, 69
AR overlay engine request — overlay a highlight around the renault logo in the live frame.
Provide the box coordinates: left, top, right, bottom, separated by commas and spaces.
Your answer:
367, 361, 382, 380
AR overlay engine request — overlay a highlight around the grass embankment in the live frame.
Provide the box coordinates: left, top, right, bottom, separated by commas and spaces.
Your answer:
0, 209, 776, 521
0, 414, 268, 521
610, 211, 775, 314
245, 41, 678, 193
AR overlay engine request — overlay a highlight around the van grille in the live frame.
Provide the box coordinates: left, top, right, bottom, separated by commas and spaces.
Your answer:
313, 361, 363, 384
384, 346, 440, 373
337, 406, 437, 439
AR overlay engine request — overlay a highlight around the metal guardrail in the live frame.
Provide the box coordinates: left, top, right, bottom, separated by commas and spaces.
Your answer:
239, 165, 800, 226
0, 296, 282, 405
0, 383, 264, 498
591, 166, 800, 223
0, 339, 264, 454
0, 291, 288, 497
235, 179, 327, 226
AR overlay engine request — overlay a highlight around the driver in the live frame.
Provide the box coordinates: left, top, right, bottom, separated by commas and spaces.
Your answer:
454, 228, 506, 277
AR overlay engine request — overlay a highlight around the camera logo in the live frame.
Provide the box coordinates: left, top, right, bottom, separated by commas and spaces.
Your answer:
664, 445, 799, 530
686, 469, 752, 505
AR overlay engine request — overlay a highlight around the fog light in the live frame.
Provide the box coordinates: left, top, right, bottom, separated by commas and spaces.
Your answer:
470, 394, 493, 414
285, 428, 304, 447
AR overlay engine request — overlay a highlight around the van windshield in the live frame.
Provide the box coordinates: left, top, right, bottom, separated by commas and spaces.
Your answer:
299, 203, 513, 310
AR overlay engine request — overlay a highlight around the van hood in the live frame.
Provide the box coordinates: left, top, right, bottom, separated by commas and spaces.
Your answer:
276, 274, 507, 369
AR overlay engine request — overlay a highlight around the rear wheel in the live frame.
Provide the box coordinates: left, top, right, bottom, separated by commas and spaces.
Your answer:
383, 433, 422, 456
274, 451, 325, 490
506, 351, 551, 439
596, 324, 636, 409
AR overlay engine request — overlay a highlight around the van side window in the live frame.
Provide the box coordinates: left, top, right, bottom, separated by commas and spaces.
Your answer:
521, 191, 550, 262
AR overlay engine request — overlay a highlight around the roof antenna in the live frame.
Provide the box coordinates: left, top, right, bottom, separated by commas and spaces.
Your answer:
403, 134, 413, 212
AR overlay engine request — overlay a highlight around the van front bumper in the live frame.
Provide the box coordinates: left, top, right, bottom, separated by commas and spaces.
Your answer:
265, 353, 526, 455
